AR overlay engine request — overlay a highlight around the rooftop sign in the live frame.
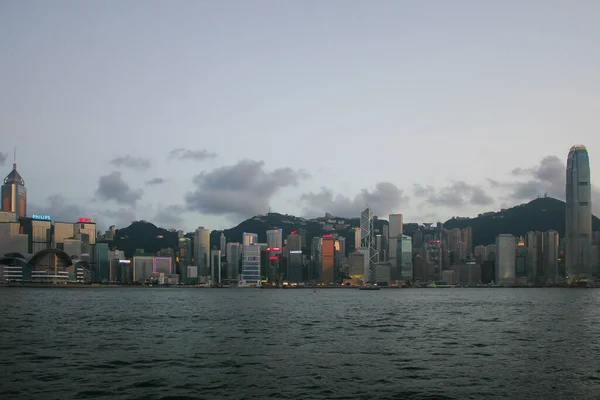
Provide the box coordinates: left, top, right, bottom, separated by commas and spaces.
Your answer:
78, 217, 96, 223
32, 214, 51, 221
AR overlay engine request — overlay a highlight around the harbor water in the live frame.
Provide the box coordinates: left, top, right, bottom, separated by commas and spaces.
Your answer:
1, 287, 599, 399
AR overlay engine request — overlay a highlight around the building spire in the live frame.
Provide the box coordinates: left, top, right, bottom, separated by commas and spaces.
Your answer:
13, 147, 16, 169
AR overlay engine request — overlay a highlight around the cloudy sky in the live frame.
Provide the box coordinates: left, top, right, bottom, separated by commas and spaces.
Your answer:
1, 0, 599, 232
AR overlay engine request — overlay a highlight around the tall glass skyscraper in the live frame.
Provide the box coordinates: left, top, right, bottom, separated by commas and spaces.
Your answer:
565, 145, 593, 281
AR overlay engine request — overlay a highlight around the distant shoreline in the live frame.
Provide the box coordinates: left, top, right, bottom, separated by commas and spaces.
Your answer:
0, 283, 594, 289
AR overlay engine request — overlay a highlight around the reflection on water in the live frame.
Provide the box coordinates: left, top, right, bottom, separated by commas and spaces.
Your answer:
1, 288, 599, 399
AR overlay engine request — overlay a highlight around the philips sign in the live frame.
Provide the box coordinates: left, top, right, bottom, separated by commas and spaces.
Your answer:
32, 214, 52, 221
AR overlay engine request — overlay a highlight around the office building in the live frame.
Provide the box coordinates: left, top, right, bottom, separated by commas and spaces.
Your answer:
0, 222, 28, 256
388, 214, 403, 270
226, 242, 242, 280
266, 229, 283, 249
194, 227, 210, 276
154, 257, 173, 275
219, 232, 226, 253
286, 232, 303, 282
1, 155, 26, 218
240, 244, 261, 287
525, 231, 543, 284
348, 249, 368, 280
495, 234, 516, 283
321, 235, 335, 283
210, 249, 221, 284
371, 262, 392, 284
398, 235, 413, 281
354, 227, 361, 249
565, 145, 593, 281
543, 230, 560, 283
133, 256, 154, 283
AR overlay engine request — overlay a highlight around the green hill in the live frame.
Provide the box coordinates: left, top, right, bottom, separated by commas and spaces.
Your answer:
110, 197, 598, 256
113, 221, 178, 258
443, 197, 600, 247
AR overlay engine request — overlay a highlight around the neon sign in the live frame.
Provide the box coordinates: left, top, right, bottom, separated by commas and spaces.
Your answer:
266, 247, 281, 251
78, 217, 96, 223
323, 234, 333, 238
32, 214, 51, 221
289, 250, 302, 254
119, 260, 131, 264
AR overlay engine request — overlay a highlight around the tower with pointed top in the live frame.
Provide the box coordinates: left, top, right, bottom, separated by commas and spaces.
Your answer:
565, 144, 593, 282
1, 151, 27, 218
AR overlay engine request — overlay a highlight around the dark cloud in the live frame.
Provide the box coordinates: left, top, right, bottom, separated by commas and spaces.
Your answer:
30, 195, 89, 224
413, 181, 494, 208
0, 152, 7, 165
146, 177, 165, 186
95, 172, 143, 206
300, 182, 408, 218
110, 155, 152, 171
153, 205, 185, 228
29, 195, 135, 230
507, 155, 565, 200
185, 159, 309, 217
492, 155, 600, 216
169, 148, 217, 161
100, 208, 137, 228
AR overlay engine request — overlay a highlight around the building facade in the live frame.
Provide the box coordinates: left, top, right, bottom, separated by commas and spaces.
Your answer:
565, 145, 593, 281
495, 234, 516, 283
1, 160, 26, 218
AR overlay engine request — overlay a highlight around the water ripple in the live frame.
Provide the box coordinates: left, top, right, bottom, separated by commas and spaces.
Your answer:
1, 288, 600, 399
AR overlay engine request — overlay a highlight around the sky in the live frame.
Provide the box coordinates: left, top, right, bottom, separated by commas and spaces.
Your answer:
1, 0, 599, 232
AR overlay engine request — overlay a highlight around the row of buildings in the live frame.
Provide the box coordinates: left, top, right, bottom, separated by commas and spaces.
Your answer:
0, 144, 596, 286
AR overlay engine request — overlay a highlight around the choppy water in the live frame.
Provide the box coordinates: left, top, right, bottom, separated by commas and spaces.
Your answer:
1, 288, 600, 400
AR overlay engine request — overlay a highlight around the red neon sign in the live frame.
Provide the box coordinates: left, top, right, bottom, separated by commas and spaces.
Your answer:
291, 230, 298, 235
266, 247, 281, 251
269, 256, 279, 260
323, 234, 333, 238
78, 217, 95, 223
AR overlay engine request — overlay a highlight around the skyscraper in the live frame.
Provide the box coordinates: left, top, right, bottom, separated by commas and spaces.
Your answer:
321, 235, 335, 283
1, 154, 26, 218
543, 230, 560, 283
388, 214, 403, 270
194, 227, 210, 276
266, 229, 283, 249
565, 145, 593, 281
495, 234, 516, 283
226, 242, 241, 280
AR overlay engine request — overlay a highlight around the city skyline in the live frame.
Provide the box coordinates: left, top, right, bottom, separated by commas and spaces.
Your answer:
1, 1, 600, 231
0, 144, 598, 233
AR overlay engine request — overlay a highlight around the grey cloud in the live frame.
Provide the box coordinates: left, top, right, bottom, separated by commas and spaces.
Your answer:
146, 177, 165, 186
493, 155, 600, 215
185, 159, 309, 217
300, 182, 408, 218
100, 208, 137, 228
95, 171, 143, 206
0, 152, 7, 165
506, 156, 565, 200
413, 181, 494, 207
153, 205, 185, 228
169, 148, 217, 161
29, 195, 135, 230
110, 155, 152, 171
30, 195, 88, 224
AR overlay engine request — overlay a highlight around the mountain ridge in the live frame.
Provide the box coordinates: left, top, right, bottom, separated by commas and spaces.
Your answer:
112, 197, 600, 257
